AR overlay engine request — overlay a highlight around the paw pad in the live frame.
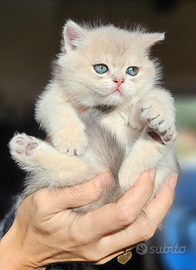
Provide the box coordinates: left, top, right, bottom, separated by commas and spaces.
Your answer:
26, 143, 38, 156
9, 133, 40, 166
16, 140, 24, 145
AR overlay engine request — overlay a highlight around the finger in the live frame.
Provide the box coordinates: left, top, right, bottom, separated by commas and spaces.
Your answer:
96, 247, 134, 265
32, 171, 113, 212
52, 171, 113, 210
144, 174, 178, 220
97, 175, 178, 256
95, 250, 124, 265
95, 245, 135, 265
81, 171, 154, 240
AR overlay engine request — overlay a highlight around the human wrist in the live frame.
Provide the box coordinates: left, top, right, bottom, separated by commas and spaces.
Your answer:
0, 222, 45, 270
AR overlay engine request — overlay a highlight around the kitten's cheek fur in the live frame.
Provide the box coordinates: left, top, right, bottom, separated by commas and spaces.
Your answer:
8, 22, 178, 213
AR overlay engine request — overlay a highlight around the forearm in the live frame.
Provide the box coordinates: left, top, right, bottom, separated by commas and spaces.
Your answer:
35, 83, 75, 131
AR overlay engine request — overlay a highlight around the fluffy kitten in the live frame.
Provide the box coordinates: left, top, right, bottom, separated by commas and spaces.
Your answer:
9, 20, 179, 210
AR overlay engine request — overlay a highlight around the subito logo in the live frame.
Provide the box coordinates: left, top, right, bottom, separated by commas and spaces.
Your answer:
136, 243, 148, 255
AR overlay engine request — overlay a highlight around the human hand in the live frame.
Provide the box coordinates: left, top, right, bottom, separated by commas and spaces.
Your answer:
0, 171, 178, 269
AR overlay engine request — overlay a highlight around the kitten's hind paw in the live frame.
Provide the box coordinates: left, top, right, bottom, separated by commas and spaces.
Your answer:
9, 133, 42, 169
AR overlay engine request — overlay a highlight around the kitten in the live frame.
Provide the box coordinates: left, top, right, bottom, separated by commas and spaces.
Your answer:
9, 20, 179, 211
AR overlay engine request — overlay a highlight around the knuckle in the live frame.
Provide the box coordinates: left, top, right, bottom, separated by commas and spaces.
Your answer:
116, 205, 137, 226
32, 190, 46, 208
135, 213, 157, 243
143, 228, 155, 241
72, 231, 86, 246
69, 185, 90, 201
84, 248, 103, 262
68, 180, 101, 204
138, 227, 155, 243
31, 189, 50, 214
72, 228, 92, 247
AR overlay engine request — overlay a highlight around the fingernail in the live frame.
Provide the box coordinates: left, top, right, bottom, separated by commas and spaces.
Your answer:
95, 171, 113, 190
148, 169, 156, 181
169, 176, 178, 190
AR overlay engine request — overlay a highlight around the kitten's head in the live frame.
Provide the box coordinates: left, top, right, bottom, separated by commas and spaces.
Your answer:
57, 20, 164, 107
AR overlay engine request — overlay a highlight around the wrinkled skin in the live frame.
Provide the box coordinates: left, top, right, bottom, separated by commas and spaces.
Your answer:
0, 171, 178, 269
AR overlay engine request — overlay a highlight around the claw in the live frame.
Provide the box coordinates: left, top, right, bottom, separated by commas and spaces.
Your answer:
148, 131, 164, 144
161, 130, 167, 136
159, 120, 164, 125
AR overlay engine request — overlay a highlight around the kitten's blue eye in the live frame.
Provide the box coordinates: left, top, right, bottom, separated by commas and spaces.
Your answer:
126, 66, 138, 76
94, 64, 108, 74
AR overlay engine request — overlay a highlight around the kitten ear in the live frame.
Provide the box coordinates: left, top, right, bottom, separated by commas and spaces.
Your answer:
63, 20, 86, 50
142, 32, 165, 53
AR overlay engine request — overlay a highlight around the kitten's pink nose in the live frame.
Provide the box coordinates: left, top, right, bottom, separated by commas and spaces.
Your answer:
113, 78, 124, 87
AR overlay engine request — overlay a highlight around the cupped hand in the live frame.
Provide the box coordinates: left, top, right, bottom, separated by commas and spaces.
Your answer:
0, 171, 178, 269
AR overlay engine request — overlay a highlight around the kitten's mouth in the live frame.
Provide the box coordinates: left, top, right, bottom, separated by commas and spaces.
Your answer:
113, 88, 122, 94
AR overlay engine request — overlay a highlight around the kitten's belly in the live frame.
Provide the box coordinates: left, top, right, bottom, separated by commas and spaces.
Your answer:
126, 127, 140, 144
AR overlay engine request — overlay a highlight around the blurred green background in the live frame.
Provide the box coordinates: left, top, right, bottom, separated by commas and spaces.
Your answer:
175, 97, 196, 164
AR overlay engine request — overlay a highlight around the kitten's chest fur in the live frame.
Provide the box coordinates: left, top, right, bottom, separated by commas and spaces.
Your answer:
100, 103, 142, 148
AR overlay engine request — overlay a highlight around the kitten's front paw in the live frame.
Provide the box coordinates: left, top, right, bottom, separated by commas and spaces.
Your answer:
147, 125, 177, 146
139, 95, 176, 144
52, 124, 88, 155
9, 133, 41, 168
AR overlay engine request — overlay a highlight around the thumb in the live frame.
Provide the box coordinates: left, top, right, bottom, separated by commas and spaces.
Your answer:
50, 171, 113, 211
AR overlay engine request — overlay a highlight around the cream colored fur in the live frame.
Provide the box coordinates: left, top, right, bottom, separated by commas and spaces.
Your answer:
35, 21, 164, 155
9, 21, 178, 208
